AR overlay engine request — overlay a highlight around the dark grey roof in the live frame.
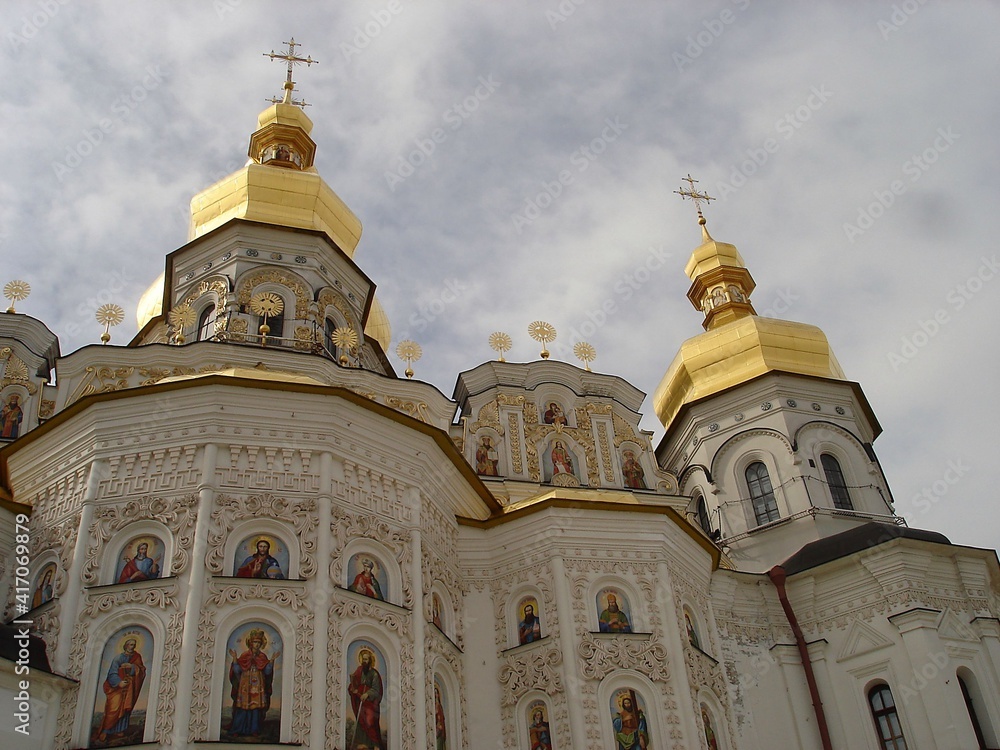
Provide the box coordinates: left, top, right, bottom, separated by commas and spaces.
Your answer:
781, 522, 951, 576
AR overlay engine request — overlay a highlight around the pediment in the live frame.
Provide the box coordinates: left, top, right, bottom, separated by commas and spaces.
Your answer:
837, 618, 894, 662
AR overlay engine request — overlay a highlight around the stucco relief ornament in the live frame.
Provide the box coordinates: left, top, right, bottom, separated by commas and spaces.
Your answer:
3, 279, 30, 313
528, 320, 556, 359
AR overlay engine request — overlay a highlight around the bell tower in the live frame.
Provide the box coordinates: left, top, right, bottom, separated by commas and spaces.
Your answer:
654, 178, 899, 571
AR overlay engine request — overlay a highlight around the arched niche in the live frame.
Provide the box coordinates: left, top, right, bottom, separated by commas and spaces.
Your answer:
431, 663, 463, 750
590, 577, 642, 634
102, 521, 173, 585
541, 435, 585, 486
597, 672, 662, 750
76, 607, 166, 749
0, 385, 31, 440
342, 539, 401, 605
508, 586, 546, 647
341, 625, 400, 750
472, 428, 504, 478
516, 691, 556, 750
210, 605, 295, 743
224, 520, 297, 579
697, 688, 730, 750
429, 585, 455, 639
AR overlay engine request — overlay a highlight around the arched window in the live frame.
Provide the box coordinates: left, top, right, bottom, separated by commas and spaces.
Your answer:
745, 462, 780, 525
696, 495, 712, 535
197, 304, 216, 341
821, 453, 853, 510
324, 317, 336, 354
959, 674, 990, 750
868, 684, 908, 750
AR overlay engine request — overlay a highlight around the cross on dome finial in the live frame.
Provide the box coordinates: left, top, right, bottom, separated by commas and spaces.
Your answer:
264, 38, 318, 106
674, 173, 716, 228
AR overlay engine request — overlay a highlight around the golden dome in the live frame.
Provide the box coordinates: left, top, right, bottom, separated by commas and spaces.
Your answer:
653, 314, 845, 430
364, 296, 392, 352
136, 272, 165, 329
188, 100, 362, 256
653, 217, 844, 431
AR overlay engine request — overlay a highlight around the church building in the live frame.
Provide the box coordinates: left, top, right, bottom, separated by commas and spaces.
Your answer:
2, 42, 999, 750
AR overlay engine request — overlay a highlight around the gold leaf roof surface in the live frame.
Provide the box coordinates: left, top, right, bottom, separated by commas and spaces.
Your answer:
654, 220, 845, 431
137, 96, 391, 352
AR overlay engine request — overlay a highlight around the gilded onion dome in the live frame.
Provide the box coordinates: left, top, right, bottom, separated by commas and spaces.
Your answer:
653, 216, 844, 431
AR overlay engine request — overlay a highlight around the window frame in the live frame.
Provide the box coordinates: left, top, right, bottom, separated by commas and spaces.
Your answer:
745, 461, 781, 526
820, 452, 853, 510
868, 684, 908, 750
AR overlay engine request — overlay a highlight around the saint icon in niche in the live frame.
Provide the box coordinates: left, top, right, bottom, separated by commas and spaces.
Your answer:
346, 640, 387, 749
222, 623, 282, 741
90, 626, 152, 748
476, 435, 500, 476
115, 536, 163, 583
517, 596, 542, 644
701, 705, 720, 750
597, 589, 633, 634
432, 593, 444, 630
685, 611, 701, 650
543, 401, 567, 426
434, 677, 447, 750
233, 536, 287, 579
621, 449, 646, 489
0, 393, 23, 439
611, 688, 649, 750
348, 554, 387, 601
527, 700, 553, 750
32, 563, 56, 609
550, 441, 574, 476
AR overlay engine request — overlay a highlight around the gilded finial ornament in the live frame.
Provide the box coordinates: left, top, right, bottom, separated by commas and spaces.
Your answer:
527, 321, 556, 359
674, 173, 716, 230
95, 303, 125, 345
396, 340, 422, 379
167, 304, 196, 344
250, 292, 284, 347
573, 341, 597, 371
4, 280, 30, 313
488, 331, 512, 362
331, 326, 359, 366
264, 38, 318, 106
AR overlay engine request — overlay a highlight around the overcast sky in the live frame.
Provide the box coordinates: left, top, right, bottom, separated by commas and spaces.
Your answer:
3, 1, 998, 550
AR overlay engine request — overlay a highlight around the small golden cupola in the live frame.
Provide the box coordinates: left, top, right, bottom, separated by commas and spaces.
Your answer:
249, 40, 318, 172
652, 176, 846, 432
676, 175, 756, 330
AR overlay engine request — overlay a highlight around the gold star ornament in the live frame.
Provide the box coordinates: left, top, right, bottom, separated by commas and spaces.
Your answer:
573, 341, 597, 371
331, 326, 359, 366
527, 320, 556, 359
167, 304, 196, 344
4, 280, 30, 313
95, 303, 125, 345
488, 331, 512, 362
396, 340, 422, 379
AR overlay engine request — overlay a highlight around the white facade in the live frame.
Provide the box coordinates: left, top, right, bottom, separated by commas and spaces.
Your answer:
2, 97, 999, 750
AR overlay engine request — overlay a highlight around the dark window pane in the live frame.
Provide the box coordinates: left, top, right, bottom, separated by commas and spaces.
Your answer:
821, 453, 853, 509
